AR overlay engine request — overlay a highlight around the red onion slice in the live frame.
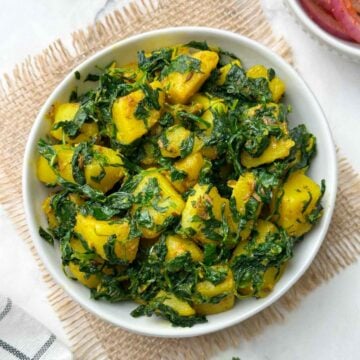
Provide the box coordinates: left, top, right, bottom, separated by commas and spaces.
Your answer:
331, 0, 360, 42
300, 0, 353, 40
350, 0, 360, 14
315, 0, 332, 13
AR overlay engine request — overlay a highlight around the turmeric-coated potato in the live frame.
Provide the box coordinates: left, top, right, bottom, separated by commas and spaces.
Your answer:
74, 214, 139, 263
50, 103, 98, 144
68, 237, 103, 289
273, 170, 323, 237
84, 145, 126, 193
227, 172, 261, 241
169, 152, 205, 193
165, 234, 204, 262
162, 50, 219, 104
195, 265, 235, 300
180, 183, 228, 245
241, 137, 295, 168
158, 125, 203, 159
112, 81, 165, 145
246, 64, 286, 102
37, 144, 75, 184
194, 294, 235, 315
131, 170, 185, 239
232, 220, 282, 297
156, 290, 195, 317
68, 262, 100, 289
216, 59, 242, 85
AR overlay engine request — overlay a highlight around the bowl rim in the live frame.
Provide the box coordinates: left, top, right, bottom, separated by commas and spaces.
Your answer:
285, 0, 360, 60
22, 26, 338, 338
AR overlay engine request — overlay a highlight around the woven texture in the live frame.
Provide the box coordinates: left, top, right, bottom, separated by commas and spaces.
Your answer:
0, 0, 359, 359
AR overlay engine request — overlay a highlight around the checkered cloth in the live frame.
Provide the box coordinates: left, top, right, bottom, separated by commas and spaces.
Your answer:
0, 295, 72, 360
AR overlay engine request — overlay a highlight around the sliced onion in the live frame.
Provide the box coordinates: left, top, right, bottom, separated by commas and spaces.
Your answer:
300, 0, 353, 40
351, 0, 360, 14
331, 0, 360, 42
315, 0, 332, 13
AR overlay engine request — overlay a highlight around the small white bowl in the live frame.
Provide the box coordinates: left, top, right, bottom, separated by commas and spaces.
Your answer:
286, 0, 360, 62
23, 27, 337, 338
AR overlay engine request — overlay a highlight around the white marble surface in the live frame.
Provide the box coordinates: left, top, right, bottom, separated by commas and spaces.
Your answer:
0, 0, 359, 358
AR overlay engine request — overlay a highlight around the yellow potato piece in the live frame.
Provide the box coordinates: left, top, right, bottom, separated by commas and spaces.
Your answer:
156, 290, 195, 317
257, 263, 287, 298
74, 214, 139, 262
216, 59, 242, 85
196, 265, 235, 298
158, 125, 191, 158
194, 294, 235, 315
37, 144, 75, 185
232, 219, 280, 297
231, 172, 256, 214
68, 262, 100, 289
162, 50, 219, 104
37, 156, 57, 185
165, 234, 204, 262
246, 64, 268, 79
112, 81, 165, 145
274, 170, 322, 237
227, 172, 260, 241
180, 183, 227, 245
241, 137, 295, 168
246, 64, 286, 102
131, 170, 185, 239
170, 152, 204, 193
41, 196, 58, 228
84, 145, 126, 193
269, 77, 286, 102
50, 103, 98, 144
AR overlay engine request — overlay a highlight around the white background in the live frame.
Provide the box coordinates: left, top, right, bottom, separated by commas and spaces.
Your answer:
0, 0, 359, 359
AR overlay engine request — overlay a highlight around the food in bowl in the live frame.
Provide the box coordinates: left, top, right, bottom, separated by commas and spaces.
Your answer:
299, 0, 360, 43
36, 41, 325, 327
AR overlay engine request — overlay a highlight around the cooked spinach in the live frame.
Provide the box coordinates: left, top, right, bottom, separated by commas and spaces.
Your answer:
36, 41, 325, 327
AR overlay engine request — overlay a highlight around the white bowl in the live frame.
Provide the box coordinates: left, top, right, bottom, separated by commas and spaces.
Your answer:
285, 0, 360, 62
23, 27, 337, 338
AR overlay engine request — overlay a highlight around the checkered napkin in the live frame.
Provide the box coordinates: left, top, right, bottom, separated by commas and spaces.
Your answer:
0, 295, 72, 360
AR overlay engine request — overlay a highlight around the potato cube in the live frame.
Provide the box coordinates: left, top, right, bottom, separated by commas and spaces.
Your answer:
131, 170, 185, 239
156, 290, 195, 317
165, 234, 204, 262
216, 59, 242, 85
194, 294, 235, 315
50, 103, 98, 144
37, 144, 75, 185
269, 77, 286, 102
273, 170, 322, 237
241, 137, 295, 168
246, 64, 286, 102
169, 152, 204, 193
68, 262, 100, 289
158, 125, 203, 159
180, 183, 228, 245
74, 214, 139, 263
227, 172, 261, 241
37, 156, 57, 185
112, 81, 165, 145
232, 219, 280, 297
162, 50, 219, 104
196, 265, 235, 298
84, 145, 126, 193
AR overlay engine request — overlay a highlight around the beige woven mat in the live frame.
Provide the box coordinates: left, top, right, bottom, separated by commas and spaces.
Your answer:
0, 0, 359, 358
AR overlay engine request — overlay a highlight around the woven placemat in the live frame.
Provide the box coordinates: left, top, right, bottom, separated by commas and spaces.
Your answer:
0, 0, 359, 359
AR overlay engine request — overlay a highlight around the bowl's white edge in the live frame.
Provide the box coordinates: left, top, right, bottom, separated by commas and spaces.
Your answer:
22, 26, 338, 338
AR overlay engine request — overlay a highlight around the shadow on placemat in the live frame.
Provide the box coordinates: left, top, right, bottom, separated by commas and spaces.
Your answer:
0, 0, 359, 359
